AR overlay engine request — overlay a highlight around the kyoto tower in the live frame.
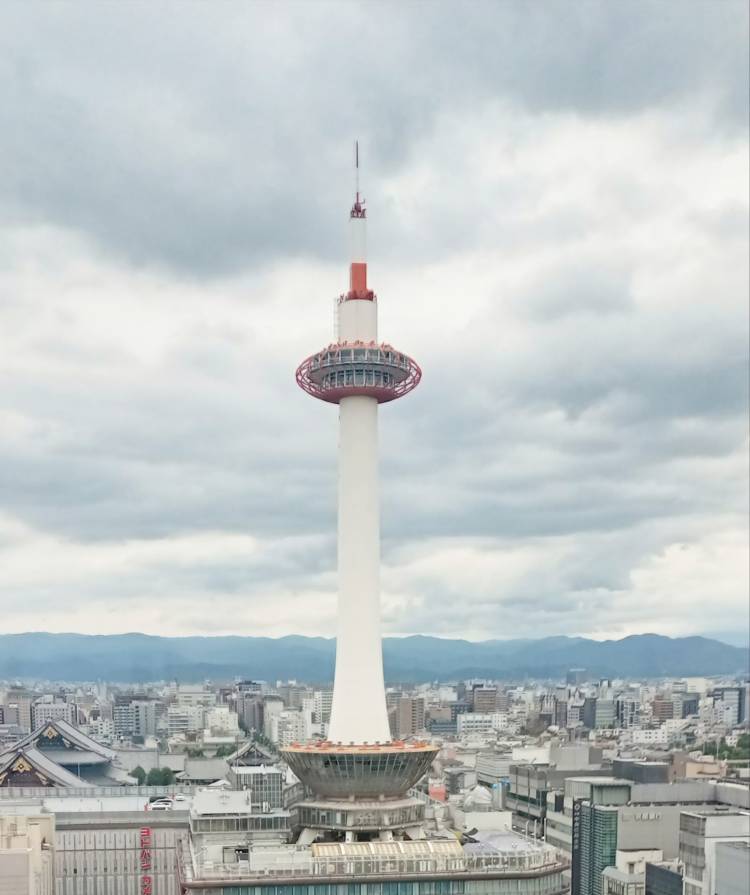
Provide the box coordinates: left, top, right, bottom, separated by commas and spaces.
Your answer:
283, 146, 436, 840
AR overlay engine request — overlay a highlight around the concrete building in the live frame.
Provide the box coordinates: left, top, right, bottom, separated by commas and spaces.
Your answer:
476, 750, 513, 786
30, 703, 76, 730
113, 700, 157, 740
457, 712, 508, 736
226, 766, 284, 810
0, 791, 189, 894
570, 781, 750, 895
166, 704, 204, 736
261, 696, 284, 742
711, 687, 747, 727
312, 690, 332, 726
391, 697, 425, 740
652, 699, 675, 724
274, 711, 305, 748
472, 687, 499, 713
4, 693, 33, 734
0, 813, 55, 895
204, 707, 240, 736
602, 866, 646, 895
714, 840, 749, 895
679, 809, 750, 895
507, 746, 605, 831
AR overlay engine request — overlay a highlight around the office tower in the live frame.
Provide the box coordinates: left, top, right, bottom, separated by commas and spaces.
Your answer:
472, 686, 498, 713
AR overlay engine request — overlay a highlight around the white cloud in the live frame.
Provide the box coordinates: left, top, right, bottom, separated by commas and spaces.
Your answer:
0, 1, 747, 643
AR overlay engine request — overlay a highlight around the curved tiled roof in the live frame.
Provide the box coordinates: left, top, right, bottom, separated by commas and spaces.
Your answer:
1, 719, 116, 763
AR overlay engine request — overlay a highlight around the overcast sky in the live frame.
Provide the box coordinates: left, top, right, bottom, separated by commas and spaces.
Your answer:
1, 1, 748, 645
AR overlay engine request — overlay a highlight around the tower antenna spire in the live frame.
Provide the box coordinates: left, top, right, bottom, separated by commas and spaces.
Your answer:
351, 140, 365, 219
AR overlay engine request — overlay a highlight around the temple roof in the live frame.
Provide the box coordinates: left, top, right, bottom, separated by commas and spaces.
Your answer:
227, 740, 276, 766
0, 746, 92, 788
2, 719, 117, 764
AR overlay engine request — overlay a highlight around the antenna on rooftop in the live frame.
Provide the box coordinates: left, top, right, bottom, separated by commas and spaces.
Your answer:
355, 139, 360, 203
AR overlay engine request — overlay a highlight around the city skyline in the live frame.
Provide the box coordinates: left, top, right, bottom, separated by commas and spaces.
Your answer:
1, 2, 748, 643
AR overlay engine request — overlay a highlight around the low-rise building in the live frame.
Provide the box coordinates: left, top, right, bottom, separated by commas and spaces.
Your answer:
0, 812, 55, 895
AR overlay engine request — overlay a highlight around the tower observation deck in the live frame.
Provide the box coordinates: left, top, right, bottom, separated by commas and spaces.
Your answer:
283, 149, 435, 829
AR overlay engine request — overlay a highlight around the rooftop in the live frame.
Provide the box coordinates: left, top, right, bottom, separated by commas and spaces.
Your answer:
178, 831, 567, 886
284, 740, 435, 753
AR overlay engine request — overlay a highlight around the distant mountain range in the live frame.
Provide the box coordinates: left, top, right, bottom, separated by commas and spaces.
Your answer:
0, 632, 747, 683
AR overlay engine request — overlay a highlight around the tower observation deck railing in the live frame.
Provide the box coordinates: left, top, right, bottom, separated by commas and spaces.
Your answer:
296, 342, 421, 404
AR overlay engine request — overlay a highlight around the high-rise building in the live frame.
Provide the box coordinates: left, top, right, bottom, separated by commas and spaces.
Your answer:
616, 696, 640, 729
652, 698, 675, 723
5, 691, 33, 733
113, 699, 157, 739
32, 700, 77, 729
582, 697, 596, 729
262, 696, 284, 741
391, 697, 425, 739
472, 686, 498, 713
680, 693, 700, 718
237, 693, 263, 733
711, 687, 747, 727
166, 704, 204, 736
312, 690, 333, 725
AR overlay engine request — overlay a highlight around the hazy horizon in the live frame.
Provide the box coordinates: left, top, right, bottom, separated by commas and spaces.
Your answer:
3, 630, 749, 650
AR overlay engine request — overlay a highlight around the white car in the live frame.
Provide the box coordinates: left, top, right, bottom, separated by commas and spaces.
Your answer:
149, 799, 172, 811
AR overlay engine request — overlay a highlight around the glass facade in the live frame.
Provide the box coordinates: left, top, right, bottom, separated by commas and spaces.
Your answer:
572, 804, 618, 895
297, 344, 421, 404
282, 749, 436, 799
294, 800, 423, 832
190, 815, 290, 834
187, 876, 566, 895
644, 864, 682, 895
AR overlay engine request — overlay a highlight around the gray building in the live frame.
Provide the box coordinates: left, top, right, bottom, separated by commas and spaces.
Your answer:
612, 760, 670, 785
645, 862, 682, 895
507, 746, 605, 828
714, 840, 749, 895
569, 781, 750, 895
679, 809, 750, 895
113, 699, 157, 740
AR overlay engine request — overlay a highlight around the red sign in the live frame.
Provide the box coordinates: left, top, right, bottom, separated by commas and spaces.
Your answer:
140, 827, 153, 894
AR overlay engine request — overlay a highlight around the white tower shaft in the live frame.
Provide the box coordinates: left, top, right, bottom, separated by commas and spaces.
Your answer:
327, 214, 391, 742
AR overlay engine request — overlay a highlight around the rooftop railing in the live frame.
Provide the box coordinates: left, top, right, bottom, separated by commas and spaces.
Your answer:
179, 838, 568, 883
0, 784, 198, 799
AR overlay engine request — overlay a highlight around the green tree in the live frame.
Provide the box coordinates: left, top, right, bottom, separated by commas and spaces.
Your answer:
130, 765, 146, 785
146, 767, 176, 786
